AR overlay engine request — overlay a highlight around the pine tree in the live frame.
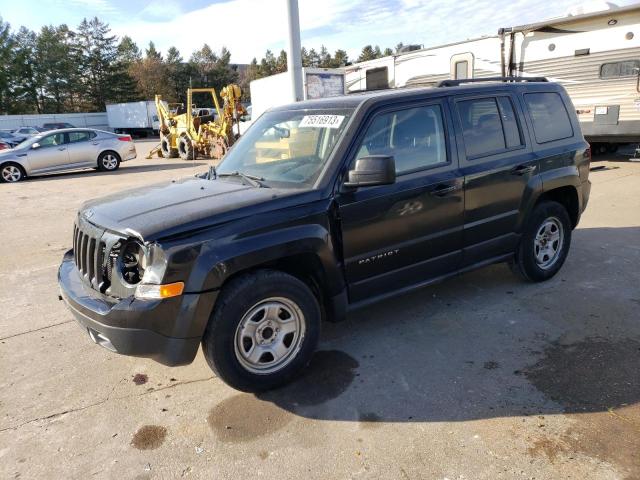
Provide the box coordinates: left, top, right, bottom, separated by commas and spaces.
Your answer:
331, 49, 349, 67
357, 45, 377, 62
319, 45, 331, 68
0, 17, 14, 114
76, 17, 119, 111
275, 50, 287, 73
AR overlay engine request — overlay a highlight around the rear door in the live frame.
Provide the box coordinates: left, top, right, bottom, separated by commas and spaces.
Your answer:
451, 92, 538, 265
337, 99, 464, 303
66, 130, 98, 166
25, 132, 69, 173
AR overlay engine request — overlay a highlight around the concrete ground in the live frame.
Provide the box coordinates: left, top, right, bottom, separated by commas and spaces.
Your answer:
1, 141, 639, 480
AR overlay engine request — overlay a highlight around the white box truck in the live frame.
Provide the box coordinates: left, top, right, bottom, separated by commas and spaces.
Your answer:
106, 101, 160, 137
249, 68, 346, 122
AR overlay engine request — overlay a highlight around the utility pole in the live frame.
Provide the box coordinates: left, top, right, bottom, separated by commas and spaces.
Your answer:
286, 0, 303, 102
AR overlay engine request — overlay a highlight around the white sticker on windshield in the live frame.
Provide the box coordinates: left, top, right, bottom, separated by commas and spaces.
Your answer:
299, 115, 345, 129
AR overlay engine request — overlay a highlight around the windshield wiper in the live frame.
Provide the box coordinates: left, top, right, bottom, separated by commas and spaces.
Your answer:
218, 171, 267, 188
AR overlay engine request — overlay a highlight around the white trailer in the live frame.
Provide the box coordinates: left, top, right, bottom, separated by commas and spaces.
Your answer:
345, 3, 640, 146
250, 68, 346, 121
106, 101, 160, 137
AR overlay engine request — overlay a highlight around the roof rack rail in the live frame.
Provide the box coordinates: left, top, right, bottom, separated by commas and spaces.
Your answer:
436, 76, 549, 87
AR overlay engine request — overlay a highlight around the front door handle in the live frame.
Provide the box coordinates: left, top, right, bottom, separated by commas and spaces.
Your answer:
429, 183, 461, 197
58, 147, 66, 151
510, 164, 536, 175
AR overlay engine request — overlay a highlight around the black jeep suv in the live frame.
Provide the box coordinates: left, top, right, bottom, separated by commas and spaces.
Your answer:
59, 78, 591, 392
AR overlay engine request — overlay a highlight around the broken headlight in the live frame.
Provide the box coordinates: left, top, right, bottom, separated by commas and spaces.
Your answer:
119, 241, 147, 285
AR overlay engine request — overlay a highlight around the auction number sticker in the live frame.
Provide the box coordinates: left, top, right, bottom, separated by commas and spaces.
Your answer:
299, 115, 345, 129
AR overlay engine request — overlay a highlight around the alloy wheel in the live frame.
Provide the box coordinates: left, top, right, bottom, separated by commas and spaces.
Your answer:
2, 165, 22, 182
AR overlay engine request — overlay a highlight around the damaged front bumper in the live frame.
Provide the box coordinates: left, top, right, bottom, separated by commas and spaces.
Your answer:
58, 250, 217, 366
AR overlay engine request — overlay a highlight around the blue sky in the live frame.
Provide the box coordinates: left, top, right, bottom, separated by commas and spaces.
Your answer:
0, 0, 637, 62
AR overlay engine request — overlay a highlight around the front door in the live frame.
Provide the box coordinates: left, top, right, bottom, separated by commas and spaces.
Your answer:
25, 132, 69, 173
451, 93, 538, 265
337, 100, 464, 303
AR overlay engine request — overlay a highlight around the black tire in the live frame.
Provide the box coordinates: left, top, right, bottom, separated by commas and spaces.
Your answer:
97, 151, 120, 171
178, 135, 196, 160
0, 162, 26, 183
160, 134, 178, 158
511, 201, 572, 282
202, 270, 321, 392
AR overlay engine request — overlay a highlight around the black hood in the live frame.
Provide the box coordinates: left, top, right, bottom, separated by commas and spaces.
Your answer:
80, 176, 298, 241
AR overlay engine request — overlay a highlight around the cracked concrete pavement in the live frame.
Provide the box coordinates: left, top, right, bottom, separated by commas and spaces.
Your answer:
1, 142, 639, 479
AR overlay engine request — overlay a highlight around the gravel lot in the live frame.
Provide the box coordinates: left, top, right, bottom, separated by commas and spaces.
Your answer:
1, 141, 639, 479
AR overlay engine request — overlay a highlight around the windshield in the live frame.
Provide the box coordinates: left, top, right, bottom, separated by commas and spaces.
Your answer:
217, 108, 353, 188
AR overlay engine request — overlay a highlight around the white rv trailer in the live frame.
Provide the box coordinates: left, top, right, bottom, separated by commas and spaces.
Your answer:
345, 3, 640, 145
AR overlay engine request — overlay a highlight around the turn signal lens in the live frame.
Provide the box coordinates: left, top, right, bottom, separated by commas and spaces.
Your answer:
135, 282, 184, 299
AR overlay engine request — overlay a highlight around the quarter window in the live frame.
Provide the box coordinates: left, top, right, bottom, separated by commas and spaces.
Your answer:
524, 92, 573, 143
457, 96, 523, 158
600, 60, 640, 79
355, 105, 447, 174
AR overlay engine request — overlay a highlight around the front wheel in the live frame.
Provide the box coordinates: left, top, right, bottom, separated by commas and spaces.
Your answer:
97, 151, 120, 171
1, 163, 26, 183
511, 200, 572, 282
178, 135, 196, 160
202, 270, 321, 392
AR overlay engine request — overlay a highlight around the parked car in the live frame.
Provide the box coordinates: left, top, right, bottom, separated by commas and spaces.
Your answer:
42, 122, 75, 130
58, 78, 591, 392
0, 128, 136, 182
0, 131, 21, 148
12, 126, 46, 142
0, 141, 11, 151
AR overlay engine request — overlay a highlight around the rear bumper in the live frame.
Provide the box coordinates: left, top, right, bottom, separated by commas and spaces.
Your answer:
58, 250, 217, 366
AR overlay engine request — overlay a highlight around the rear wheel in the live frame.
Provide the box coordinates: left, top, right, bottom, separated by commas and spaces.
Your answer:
178, 135, 196, 160
160, 134, 178, 158
511, 201, 572, 282
202, 270, 321, 392
0, 163, 25, 183
97, 151, 120, 171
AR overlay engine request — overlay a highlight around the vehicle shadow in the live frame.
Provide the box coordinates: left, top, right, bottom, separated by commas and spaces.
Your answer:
26, 161, 207, 182
228, 226, 640, 425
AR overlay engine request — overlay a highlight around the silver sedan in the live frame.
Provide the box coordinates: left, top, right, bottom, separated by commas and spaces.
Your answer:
0, 129, 137, 183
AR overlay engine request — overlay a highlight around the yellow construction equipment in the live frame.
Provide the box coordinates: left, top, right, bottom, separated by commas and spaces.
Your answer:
154, 85, 246, 160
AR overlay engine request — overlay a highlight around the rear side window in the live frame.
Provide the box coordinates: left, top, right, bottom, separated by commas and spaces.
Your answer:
355, 104, 447, 174
457, 96, 523, 158
68, 131, 91, 143
524, 92, 573, 143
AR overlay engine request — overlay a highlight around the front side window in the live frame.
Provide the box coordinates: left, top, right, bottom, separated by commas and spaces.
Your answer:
524, 92, 573, 143
600, 60, 640, 79
457, 96, 523, 158
354, 105, 447, 174
37, 133, 65, 148
217, 108, 353, 187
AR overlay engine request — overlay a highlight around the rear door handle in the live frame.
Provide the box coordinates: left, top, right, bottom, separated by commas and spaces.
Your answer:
58, 147, 67, 151
429, 183, 461, 197
510, 164, 536, 175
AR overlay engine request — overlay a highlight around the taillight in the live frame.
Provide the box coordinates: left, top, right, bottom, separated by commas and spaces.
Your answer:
0, 142, 8, 150
584, 147, 591, 162
117, 135, 132, 142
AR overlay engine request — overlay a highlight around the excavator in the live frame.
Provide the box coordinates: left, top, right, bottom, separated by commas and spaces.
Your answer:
150, 84, 247, 160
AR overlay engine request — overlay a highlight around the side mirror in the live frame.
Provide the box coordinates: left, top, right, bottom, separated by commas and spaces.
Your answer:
344, 155, 396, 188
31, 142, 40, 149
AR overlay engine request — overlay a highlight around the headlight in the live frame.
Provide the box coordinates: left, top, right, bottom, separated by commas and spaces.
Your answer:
120, 241, 146, 285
